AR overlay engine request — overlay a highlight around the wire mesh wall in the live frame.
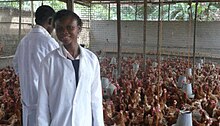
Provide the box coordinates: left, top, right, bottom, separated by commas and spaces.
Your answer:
89, 2, 220, 21
89, 1, 220, 62
0, 0, 66, 68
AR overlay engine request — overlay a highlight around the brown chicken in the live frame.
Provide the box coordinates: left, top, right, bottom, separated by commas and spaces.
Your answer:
103, 109, 114, 125
144, 114, 154, 126
164, 100, 179, 126
193, 118, 206, 126
203, 99, 217, 117
114, 111, 126, 126
0, 104, 5, 120
195, 85, 206, 99
212, 85, 220, 95
213, 108, 220, 119
159, 88, 167, 111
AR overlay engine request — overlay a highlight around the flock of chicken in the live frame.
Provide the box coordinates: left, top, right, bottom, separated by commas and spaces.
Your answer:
100, 56, 220, 126
0, 66, 21, 126
0, 55, 219, 126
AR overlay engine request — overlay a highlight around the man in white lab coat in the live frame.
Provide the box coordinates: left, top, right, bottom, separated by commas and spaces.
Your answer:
37, 10, 104, 126
13, 5, 59, 126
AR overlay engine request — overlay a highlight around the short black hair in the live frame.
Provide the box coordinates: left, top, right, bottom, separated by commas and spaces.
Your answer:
53, 9, 83, 28
35, 5, 55, 25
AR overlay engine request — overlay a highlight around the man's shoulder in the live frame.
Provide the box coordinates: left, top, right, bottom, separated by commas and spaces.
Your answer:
22, 30, 48, 41
82, 48, 99, 64
40, 49, 61, 69
41, 48, 60, 63
30, 31, 58, 47
83, 48, 97, 59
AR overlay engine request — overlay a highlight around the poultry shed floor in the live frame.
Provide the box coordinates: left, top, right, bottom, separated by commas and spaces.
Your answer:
0, 55, 219, 126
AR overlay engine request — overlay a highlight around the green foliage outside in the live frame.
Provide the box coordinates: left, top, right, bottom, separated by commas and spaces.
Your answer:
91, 2, 220, 21
0, 0, 220, 21
0, 0, 66, 12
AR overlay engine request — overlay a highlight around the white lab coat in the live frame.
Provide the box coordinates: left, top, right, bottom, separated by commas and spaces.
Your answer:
37, 45, 104, 126
13, 25, 59, 126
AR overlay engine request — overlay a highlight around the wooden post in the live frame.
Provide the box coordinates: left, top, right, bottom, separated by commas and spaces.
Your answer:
135, 3, 138, 20
108, 3, 111, 20
157, 0, 161, 83
116, 0, 121, 76
143, 0, 147, 70
31, 0, 34, 27
67, 0, 74, 11
192, 0, 198, 88
168, 4, 170, 21
18, 0, 22, 41
188, 1, 192, 68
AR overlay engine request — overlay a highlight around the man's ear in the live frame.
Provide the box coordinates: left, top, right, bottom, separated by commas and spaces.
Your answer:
78, 26, 82, 33
48, 17, 53, 25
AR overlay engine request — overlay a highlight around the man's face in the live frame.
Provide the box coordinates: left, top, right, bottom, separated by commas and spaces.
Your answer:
55, 17, 80, 46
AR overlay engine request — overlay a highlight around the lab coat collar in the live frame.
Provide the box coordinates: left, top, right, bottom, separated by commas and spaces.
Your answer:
57, 44, 84, 60
32, 25, 51, 38
61, 45, 80, 60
